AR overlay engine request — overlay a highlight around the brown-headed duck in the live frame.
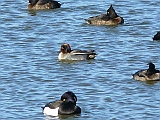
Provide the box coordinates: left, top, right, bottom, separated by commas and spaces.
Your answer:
58, 43, 97, 61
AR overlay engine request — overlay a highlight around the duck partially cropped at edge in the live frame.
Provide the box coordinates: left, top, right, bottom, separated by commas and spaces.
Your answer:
42, 91, 81, 116
153, 31, 160, 40
132, 62, 160, 81
58, 43, 97, 61
84, 5, 124, 26
28, 0, 61, 10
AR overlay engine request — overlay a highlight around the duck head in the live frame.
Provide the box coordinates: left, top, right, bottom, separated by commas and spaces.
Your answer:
60, 43, 71, 54
148, 62, 155, 70
61, 91, 77, 105
146, 62, 159, 75
106, 5, 118, 19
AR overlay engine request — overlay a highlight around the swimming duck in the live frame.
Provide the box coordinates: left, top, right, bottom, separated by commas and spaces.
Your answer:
28, 0, 61, 10
153, 31, 160, 40
85, 5, 124, 26
58, 43, 97, 61
132, 62, 160, 81
42, 91, 81, 116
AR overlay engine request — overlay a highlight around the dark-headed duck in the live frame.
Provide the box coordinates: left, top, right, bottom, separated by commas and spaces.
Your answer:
132, 62, 160, 81
28, 0, 61, 10
42, 91, 81, 116
153, 31, 160, 40
58, 43, 97, 61
85, 5, 124, 26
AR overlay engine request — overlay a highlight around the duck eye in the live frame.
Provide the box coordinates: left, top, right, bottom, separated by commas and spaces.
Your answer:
63, 99, 66, 102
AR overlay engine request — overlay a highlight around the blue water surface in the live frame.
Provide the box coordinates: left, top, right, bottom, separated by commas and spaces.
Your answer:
0, 0, 160, 119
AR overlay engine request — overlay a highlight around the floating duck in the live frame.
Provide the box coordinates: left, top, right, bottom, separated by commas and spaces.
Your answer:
58, 43, 97, 61
132, 62, 160, 81
28, 0, 61, 10
85, 5, 124, 26
42, 91, 81, 116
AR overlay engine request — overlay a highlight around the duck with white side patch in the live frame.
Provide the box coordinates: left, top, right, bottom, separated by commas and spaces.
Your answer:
43, 107, 59, 116
42, 91, 81, 116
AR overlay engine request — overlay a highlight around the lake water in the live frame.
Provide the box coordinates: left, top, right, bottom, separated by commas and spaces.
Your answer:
0, 0, 160, 119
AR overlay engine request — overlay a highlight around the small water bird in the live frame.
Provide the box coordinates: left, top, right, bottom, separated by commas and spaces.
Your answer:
42, 91, 81, 116
28, 0, 61, 10
153, 31, 160, 40
132, 62, 160, 81
84, 5, 124, 26
58, 43, 97, 61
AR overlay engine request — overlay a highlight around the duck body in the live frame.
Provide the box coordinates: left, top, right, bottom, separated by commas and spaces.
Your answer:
42, 91, 81, 116
58, 43, 97, 61
28, 0, 61, 10
132, 62, 160, 81
85, 5, 124, 26
153, 31, 160, 40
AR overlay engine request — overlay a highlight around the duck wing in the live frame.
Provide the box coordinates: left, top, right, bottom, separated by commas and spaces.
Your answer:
71, 50, 97, 55
85, 14, 110, 23
44, 100, 62, 109
133, 70, 147, 77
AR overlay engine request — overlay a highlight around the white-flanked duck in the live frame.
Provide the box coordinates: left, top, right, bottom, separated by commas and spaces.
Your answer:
28, 0, 61, 10
132, 62, 160, 81
42, 91, 81, 116
58, 43, 97, 61
85, 5, 124, 26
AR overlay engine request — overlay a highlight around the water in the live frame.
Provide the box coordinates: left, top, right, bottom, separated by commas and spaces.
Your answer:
0, 0, 160, 119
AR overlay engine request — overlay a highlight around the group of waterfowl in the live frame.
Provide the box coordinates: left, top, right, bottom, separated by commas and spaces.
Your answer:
27, 0, 124, 26
27, 0, 160, 117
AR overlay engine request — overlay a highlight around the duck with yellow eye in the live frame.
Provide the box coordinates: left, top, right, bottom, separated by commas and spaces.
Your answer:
85, 5, 124, 26
42, 91, 81, 116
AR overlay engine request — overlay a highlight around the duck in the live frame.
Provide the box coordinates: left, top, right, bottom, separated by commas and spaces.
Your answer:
153, 31, 160, 40
28, 0, 61, 10
84, 5, 124, 26
132, 62, 160, 81
58, 43, 97, 61
42, 91, 81, 116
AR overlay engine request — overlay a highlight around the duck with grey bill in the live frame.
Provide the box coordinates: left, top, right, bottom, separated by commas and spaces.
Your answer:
42, 91, 81, 116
